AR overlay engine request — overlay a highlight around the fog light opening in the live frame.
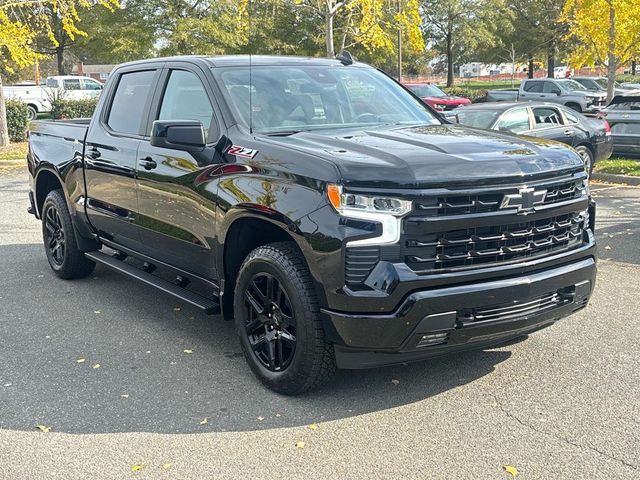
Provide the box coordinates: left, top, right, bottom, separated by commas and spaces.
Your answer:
416, 332, 449, 348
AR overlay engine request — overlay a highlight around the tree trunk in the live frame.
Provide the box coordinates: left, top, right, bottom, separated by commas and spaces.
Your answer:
446, 32, 453, 87
606, 3, 616, 103
0, 75, 9, 147
325, 13, 335, 58
528, 56, 535, 79
547, 48, 555, 78
56, 46, 65, 75
632, 60, 637, 76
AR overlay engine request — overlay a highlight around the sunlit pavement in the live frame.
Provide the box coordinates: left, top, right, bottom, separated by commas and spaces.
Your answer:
1, 171, 638, 479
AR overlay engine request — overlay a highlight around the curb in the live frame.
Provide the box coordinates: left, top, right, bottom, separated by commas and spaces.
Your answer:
591, 172, 640, 186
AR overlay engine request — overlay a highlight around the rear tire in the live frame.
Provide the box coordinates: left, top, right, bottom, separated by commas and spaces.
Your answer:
41, 190, 95, 279
575, 145, 594, 177
233, 242, 336, 395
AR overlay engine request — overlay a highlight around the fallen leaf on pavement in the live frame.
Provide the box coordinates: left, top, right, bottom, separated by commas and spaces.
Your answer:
36, 424, 50, 433
503, 465, 518, 476
295, 441, 305, 449
183, 349, 193, 354
121, 394, 129, 398
307, 423, 318, 430
76, 358, 86, 363
94, 310, 101, 314
199, 418, 208, 425
92, 363, 101, 369
257, 416, 265, 421
391, 379, 400, 385
173, 307, 181, 312
131, 464, 144, 472
604, 246, 612, 250
162, 463, 172, 470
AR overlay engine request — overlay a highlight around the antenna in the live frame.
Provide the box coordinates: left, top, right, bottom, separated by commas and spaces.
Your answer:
248, 0, 253, 135
336, 50, 354, 66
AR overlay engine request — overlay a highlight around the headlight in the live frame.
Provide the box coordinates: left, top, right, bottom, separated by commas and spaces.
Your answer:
326, 184, 412, 246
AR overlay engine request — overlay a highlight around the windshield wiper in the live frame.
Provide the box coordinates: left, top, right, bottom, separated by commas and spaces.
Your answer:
263, 129, 309, 137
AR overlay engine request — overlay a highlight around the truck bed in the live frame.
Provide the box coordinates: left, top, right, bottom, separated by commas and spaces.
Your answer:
28, 119, 90, 172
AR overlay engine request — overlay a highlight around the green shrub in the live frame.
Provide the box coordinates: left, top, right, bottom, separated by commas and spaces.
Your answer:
50, 98, 99, 120
5, 99, 29, 142
616, 74, 640, 84
442, 87, 488, 103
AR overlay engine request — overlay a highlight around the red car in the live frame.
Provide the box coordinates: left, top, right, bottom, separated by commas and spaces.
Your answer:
404, 83, 471, 111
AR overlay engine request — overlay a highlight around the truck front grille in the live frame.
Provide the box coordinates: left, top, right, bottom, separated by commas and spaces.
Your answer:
413, 178, 583, 217
404, 212, 585, 272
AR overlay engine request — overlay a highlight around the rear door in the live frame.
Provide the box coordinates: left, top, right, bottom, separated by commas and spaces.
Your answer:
495, 107, 532, 134
527, 105, 574, 146
520, 80, 544, 101
605, 98, 640, 154
84, 66, 161, 253
135, 63, 222, 279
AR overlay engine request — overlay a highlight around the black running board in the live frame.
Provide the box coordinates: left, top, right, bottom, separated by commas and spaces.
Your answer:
85, 251, 221, 314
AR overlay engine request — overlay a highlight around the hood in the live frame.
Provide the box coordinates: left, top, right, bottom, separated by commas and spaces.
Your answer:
266, 124, 583, 189
574, 90, 607, 98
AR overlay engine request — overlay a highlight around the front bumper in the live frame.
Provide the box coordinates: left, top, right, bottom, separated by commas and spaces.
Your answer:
323, 257, 596, 369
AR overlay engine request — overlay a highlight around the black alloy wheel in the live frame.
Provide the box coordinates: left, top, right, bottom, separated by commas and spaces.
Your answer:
244, 272, 297, 372
44, 204, 65, 266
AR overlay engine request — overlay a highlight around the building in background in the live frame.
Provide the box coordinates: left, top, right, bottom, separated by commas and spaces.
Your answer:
71, 63, 115, 82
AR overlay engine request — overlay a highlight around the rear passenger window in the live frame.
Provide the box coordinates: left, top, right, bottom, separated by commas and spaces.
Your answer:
523, 81, 543, 93
532, 107, 564, 129
496, 108, 530, 133
107, 70, 155, 135
158, 70, 215, 141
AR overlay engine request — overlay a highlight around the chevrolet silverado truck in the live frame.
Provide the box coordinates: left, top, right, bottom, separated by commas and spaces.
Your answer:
26, 55, 597, 394
486, 78, 607, 113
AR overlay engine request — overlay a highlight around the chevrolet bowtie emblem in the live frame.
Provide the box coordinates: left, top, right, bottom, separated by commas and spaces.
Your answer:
500, 187, 547, 214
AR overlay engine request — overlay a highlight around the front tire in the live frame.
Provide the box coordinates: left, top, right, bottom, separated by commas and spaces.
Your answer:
41, 190, 95, 279
233, 242, 336, 395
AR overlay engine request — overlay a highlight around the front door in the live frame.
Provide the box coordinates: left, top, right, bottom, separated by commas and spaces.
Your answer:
136, 66, 222, 279
84, 67, 160, 253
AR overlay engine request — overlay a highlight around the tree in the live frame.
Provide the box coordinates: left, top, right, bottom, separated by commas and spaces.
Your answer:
563, 0, 640, 102
421, 0, 497, 87
293, 0, 423, 60
0, 0, 115, 145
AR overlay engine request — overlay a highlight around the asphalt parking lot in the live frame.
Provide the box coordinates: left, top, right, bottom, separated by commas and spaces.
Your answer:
0, 170, 638, 479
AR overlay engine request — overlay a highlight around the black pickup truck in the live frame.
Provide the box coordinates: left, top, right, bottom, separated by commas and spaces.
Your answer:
27, 55, 597, 394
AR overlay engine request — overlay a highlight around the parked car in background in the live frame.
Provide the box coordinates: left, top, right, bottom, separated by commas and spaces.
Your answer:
572, 76, 627, 96
486, 79, 607, 113
3, 75, 103, 120
404, 83, 471, 111
621, 82, 640, 90
451, 102, 612, 175
598, 93, 640, 155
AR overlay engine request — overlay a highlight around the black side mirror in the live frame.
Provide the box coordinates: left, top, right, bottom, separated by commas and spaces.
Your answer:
151, 120, 206, 152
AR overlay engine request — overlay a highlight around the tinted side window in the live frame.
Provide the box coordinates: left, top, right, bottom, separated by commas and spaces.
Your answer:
564, 110, 579, 124
107, 70, 155, 135
532, 107, 564, 128
158, 70, 214, 140
46, 78, 59, 88
497, 108, 530, 133
63, 79, 81, 90
608, 101, 640, 111
83, 79, 102, 91
523, 81, 543, 93
542, 82, 561, 94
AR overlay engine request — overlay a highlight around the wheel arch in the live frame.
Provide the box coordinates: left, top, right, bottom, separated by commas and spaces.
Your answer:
34, 168, 65, 217
219, 209, 315, 320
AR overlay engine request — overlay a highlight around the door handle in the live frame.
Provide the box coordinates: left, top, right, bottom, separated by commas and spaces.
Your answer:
139, 157, 157, 170
87, 147, 101, 159
563, 129, 573, 136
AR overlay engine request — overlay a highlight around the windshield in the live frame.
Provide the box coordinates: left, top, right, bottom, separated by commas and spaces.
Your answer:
559, 80, 587, 92
455, 110, 500, 129
595, 78, 622, 89
213, 65, 440, 134
407, 84, 446, 98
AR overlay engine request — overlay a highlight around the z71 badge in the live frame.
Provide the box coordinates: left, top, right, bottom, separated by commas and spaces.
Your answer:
227, 145, 258, 159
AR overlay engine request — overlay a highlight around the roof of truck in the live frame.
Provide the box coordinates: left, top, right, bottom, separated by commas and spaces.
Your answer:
117, 55, 366, 69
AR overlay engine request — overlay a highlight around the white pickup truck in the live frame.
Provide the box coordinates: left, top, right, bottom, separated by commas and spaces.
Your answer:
3, 75, 103, 120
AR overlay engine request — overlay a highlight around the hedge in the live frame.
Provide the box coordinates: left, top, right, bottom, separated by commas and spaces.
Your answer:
441, 87, 488, 103
50, 98, 99, 120
5, 99, 29, 142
